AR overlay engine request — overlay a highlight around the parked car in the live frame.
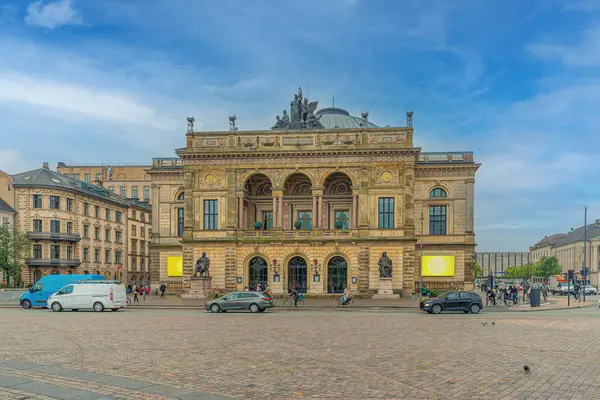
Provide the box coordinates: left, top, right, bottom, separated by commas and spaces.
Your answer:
420, 291, 483, 314
48, 282, 126, 312
205, 291, 273, 313
20, 274, 105, 309
550, 283, 570, 296
583, 285, 597, 295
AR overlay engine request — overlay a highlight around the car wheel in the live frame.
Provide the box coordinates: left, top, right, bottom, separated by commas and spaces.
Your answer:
431, 304, 442, 314
21, 299, 32, 309
93, 302, 105, 312
51, 302, 62, 312
470, 304, 481, 314
72, 309, 79, 312
249, 303, 260, 313
111, 308, 119, 312
210, 303, 220, 313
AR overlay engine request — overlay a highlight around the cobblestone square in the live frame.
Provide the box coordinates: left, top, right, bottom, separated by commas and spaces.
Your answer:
0, 307, 599, 399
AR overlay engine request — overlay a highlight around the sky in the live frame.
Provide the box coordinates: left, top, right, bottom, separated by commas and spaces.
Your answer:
0, 0, 598, 252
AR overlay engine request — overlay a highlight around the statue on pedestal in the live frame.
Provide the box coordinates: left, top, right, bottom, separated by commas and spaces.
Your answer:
194, 252, 210, 277
378, 252, 392, 278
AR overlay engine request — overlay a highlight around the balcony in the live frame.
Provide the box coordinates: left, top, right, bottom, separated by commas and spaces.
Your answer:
152, 158, 183, 169
418, 152, 474, 163
26, 258, 81, 267
242, 229, 357, 240
27, 232, 81, 242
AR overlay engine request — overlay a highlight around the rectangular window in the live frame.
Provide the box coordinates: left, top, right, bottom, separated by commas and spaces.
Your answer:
141, 227, 145, 238
94, 227, 100, 240
84, 203, 89, 216
83, 247, 89, 262
95, 173, 102, 181
131, 256, 137, 271
95, 205, 99, 218
143, 186, 150, 200
120, 186, 126, 197
177, 208, 184, 236
33, 219, 42, 232
140, 257, 145, 271
50, 220, 60, 233
140, 212, 145, 222
108, 186, 114, 192
49, 196, 60, 209
429, 205, 447, 235
298, 211, 312, 230
115, 251, 122, 264
83, 224, 89, 238
33, 194, 42, 208
140, 241, 145, 254
84, 173, 91, 183
50, 245, 60, 259
73, 174, 80, 181
378, 197, 395, 229
66, 198, 73, 211
132, 186, 139, 199
33, 244, 42, 259
105, 229, 111, 241
105, 208, 110, 220
335, 210, 349, 230
94, 249, 100, 263
132, 210, 136, 219
66, 222, 73, 234
105, 249, 111, 263
66, 246, 73, 260
131, 225, 136, 237
132, 239, 137, 253
115, 211, 122, 223
262, 211, 273, 230
115, 231, 122, 244
203, 200, 218, 230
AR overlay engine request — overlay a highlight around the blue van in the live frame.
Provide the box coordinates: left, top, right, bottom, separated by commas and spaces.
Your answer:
20, 274, 105, 309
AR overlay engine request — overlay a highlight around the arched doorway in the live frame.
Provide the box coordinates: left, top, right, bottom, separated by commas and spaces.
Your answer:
33, 269, 42, 283
288, 256, 307, 293
328, 256, 348, 293
248, 257, 267, 291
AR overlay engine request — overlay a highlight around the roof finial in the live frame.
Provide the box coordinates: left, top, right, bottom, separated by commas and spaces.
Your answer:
406, 111, 414, 127
229, 114, 238, 132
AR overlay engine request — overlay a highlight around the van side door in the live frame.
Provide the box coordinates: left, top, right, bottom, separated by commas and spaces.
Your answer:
55, 285, 75, 308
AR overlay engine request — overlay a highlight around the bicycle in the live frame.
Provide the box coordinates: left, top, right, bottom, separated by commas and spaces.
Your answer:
333, 297, 355, 308
283, 294, 305, 308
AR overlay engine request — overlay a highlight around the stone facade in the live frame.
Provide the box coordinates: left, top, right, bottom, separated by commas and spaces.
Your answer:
126, 199, 152, 285
150, 112, 480, 295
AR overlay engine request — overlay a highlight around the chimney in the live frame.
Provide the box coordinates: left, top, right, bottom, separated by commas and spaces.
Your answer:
42, 162, 49, 169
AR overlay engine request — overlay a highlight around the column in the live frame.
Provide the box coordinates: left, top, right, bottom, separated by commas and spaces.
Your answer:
318, 195, 323, 229
238, 197, 244, 229
151, 184, 160, 234
278, 195, 284, 229
466, 179, 474, 233
272, 196, 278, 229
312, 195, 318, 228
352, 194, 358, 228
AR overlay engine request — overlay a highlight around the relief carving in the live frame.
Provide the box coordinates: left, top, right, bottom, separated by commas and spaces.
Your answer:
369, 132, 407, 144
194, 138, 228, 148
259, 136, 279, 147
187, 155, 415, 166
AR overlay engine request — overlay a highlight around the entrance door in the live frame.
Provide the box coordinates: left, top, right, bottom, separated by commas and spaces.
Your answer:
33, 269, 42, 283
328, 256, 347, 294
288, 257, 307, 293
249, 257, 268, 291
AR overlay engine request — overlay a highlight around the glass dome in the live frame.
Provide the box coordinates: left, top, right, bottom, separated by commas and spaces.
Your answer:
315, 108, 378, 129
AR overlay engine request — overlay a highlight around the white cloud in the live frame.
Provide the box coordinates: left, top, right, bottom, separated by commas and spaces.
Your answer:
25, 0, 82, 30
0, 149, 39, 175
527, 27, 600, 67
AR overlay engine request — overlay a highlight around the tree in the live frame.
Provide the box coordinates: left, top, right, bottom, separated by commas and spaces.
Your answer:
504, 266, 523, 279
0, 224, 30, 287
474, 262, 482, 280
535, 256, 562, 279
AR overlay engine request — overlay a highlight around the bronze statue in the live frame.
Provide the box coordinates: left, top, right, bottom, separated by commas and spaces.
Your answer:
194, 252, 210, 277
378, 252, 392, 278
273, 87, 324, 130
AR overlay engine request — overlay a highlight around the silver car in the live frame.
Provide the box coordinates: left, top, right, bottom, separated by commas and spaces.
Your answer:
205, 291, 274, 313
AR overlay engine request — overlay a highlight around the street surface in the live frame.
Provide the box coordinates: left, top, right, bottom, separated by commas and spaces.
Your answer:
0, 306, 599, 399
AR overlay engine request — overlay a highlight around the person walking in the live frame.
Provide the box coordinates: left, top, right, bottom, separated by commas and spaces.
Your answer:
133, 283, 139, 303
211, 284, 221, 300
159, 283, 166, 298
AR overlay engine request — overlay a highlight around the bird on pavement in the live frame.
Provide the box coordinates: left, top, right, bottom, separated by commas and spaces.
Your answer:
524, 365, 530, 373
481, 322, 488, 326
492, 322, 495, 325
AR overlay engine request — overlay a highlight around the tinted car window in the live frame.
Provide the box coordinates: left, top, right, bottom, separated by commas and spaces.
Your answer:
31, 283, 43, 292
239, 293, 259, 298
223, 293, 239, 300
446, 292, 460, 300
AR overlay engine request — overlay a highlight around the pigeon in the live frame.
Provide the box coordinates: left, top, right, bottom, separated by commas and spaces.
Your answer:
481, 322, 488, 326
492, 322, 495, 325
524, 365, 530, 373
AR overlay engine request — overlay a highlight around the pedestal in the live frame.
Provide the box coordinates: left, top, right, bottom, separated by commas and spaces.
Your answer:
372, 277, 399, 299
310, 275, 324, 294
181, 276, 213, 299
271, 276, 284, 295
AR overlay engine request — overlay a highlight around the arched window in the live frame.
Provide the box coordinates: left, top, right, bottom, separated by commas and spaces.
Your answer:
429, 188, 447, 198
177, 192, 185, 201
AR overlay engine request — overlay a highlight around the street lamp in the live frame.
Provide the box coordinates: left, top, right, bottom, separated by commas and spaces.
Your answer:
419, 207, 424, 302
583, 206, 588, 302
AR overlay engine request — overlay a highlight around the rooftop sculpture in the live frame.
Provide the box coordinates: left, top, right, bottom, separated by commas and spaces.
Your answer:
272, 87, 324, 130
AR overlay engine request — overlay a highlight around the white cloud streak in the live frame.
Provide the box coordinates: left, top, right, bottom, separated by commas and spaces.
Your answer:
25, 0, 82, 30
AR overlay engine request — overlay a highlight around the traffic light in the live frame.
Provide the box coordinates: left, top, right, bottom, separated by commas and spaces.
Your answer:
568, 269, 575, 281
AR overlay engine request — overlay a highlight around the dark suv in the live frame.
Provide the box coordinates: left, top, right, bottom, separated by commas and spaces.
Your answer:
420, 291, 483, 314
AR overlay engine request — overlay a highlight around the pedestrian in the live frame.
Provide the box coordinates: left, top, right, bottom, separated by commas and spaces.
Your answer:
133, 283, 139, 303
541, 283, 548, 302
160, 283, 166, 298
211, 284, 220, 299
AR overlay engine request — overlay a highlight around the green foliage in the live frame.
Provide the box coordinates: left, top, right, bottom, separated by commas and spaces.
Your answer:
474, 262, 482, 279
0, 224, 30, 286
502, 256, 562, 280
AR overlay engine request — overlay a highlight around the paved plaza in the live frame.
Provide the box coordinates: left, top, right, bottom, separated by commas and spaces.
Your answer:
0, 306, 599, 399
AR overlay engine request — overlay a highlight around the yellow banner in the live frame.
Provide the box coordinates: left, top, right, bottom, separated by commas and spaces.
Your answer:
167, 256, 183, 277
422, 255, 455, 277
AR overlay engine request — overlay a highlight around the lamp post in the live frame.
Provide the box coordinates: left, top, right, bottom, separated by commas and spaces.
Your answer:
583, 206, 588, 302
419, 207, 424, 303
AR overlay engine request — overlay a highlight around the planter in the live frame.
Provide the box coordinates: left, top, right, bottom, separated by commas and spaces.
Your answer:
254, 221, 263, 230
335, 221, 344, 229
293, 220, 302, 230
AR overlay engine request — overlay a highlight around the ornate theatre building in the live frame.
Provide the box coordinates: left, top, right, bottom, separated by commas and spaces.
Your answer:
149, 89, 480, 295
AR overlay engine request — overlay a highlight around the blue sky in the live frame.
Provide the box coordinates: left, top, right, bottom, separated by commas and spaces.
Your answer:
0, 0, 599, 251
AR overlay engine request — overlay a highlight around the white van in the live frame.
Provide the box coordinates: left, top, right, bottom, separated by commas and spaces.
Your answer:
48, 281, 126, 312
